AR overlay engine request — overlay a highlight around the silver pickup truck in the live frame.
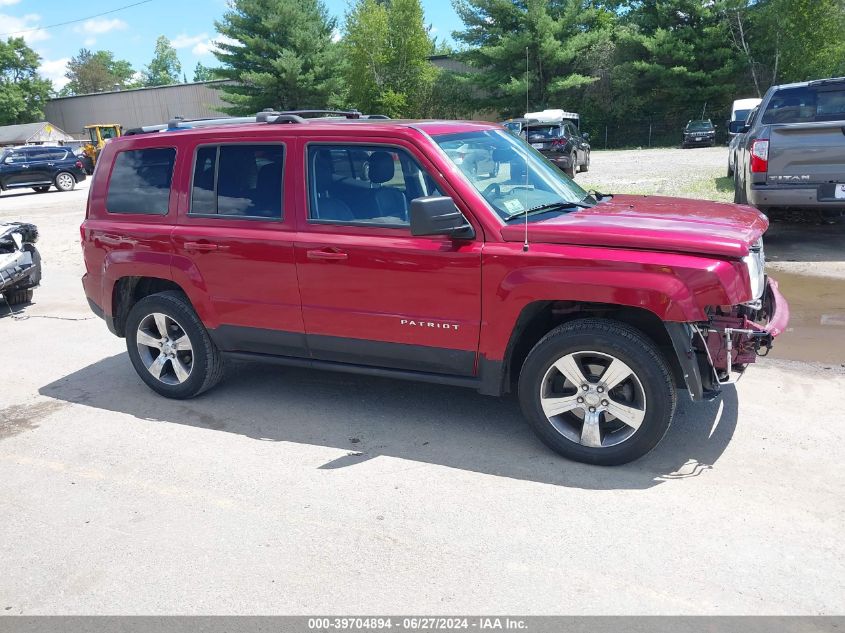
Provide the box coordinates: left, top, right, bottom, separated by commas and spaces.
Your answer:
733, 77, 845, 218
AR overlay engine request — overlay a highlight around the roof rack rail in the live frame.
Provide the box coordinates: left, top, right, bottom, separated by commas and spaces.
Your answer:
121, 108, 386, 136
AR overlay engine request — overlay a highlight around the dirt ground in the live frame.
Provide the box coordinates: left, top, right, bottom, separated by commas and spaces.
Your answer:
1, 148, 844, 614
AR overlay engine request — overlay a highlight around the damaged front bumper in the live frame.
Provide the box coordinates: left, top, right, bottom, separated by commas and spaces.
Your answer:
698, 276, 790, 387
667, 277, 789, 401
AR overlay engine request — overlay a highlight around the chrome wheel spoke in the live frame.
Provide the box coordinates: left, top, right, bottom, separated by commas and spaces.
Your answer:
153, 313, 169, 338
600, 357, 633, 391
553, 354, 589, 387
541, 394, 581, 418
147, 354, 168, 379
136, 330, 162, 349
171, 357, 190, 383
172, 335, 192, 352
580, 409, 602, 447
605, 397, 645, 430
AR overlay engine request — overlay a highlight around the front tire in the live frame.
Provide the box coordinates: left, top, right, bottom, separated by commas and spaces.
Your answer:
125, 291, 224, 399
54, 171, 75, 192
518, 318, 676, 466
579, 150, 590, 172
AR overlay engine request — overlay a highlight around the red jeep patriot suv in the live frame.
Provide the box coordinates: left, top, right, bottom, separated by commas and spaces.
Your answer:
81, 111, 788, 465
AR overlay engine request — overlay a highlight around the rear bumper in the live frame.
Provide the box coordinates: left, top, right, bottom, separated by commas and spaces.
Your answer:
539, 152, 572, 167
748, 184, 845, 209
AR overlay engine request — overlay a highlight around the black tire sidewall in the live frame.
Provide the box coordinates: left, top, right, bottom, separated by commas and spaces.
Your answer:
518, 321, 675, 465
125, 292, 215, 399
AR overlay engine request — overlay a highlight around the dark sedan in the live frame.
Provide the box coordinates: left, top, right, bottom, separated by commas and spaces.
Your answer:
524, 122, 590, 178
0, 145, 86, 196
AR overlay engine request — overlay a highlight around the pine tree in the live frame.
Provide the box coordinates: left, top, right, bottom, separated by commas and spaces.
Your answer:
213, 0, 343, 114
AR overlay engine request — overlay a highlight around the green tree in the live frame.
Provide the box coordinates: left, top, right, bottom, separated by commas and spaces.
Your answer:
213, 0, 344, 114
192, 61, 219, 82
452, 0, 614, 117
344, 0, 437, 117
143, 36, 182, 86
0, 37, 52, 125
60, 49, 135, 96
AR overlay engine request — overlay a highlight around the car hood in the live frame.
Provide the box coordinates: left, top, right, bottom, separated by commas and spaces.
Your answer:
499, 194, 768, 258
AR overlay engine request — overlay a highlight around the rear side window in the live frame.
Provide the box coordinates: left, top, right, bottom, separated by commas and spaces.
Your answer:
190, 144, 284, 219
106, 148, 176, 215
762, 85, 845, 124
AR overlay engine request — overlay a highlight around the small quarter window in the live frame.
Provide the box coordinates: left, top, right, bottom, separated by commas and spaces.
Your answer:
106, 148, 176, 215
190, 144, 284, 219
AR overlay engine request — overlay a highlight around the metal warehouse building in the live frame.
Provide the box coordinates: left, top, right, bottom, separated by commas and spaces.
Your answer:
44, 80, 231, 137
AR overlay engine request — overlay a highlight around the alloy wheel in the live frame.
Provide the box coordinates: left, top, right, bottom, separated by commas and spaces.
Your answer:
135, 312, 194, 385
56, 173, 74, 191
539, 350, 647, 448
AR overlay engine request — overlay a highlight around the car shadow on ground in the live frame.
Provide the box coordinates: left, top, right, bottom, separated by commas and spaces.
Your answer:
39, 353, 738, 491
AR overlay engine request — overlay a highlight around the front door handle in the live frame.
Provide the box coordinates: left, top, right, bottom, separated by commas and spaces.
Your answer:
184, 241, 227, 252
306, 248, 348, 261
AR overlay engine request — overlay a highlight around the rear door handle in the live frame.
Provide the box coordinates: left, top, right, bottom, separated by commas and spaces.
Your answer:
306, 248, 348, 261
184, 241, 227, 252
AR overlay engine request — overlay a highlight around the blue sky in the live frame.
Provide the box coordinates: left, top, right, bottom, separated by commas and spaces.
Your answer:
0, 0, 462, 90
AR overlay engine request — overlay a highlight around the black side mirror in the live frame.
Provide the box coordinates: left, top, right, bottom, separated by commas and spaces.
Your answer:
728, 120, 747, 134
410, 196, 475, 239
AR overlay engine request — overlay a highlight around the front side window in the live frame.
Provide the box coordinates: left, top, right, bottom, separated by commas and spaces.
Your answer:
307, 145, 442, 226
191, 144, 284, 219
106, 148, 175, 215
434, 129, 595, 223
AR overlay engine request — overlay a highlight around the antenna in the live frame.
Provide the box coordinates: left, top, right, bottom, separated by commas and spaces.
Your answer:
523, 46, 530, 253
525, 47, 529, 115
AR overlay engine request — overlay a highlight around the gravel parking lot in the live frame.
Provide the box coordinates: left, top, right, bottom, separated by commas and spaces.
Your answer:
1, 148, 844, 614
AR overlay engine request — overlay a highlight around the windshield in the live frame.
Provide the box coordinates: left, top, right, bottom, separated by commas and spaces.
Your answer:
686, 121, 713, 131
733, 109, 752, 123
762, 85, 845, 124
434, 129, 594, 222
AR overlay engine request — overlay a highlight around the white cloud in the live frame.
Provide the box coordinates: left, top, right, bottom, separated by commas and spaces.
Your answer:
84, 37, 96, 46
0, 0, 22, 6
0, 13, 49, 43
331, 28, 341, 43
171, 33, 208, 49
39, 57, 70, 90
75, 18, 127, 35
192, 35, 239, 56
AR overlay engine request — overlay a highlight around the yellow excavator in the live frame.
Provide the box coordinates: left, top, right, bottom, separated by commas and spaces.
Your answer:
81, 124, 122, 174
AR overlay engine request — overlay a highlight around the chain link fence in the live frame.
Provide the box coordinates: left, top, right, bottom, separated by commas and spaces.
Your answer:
582, 117, 730, 149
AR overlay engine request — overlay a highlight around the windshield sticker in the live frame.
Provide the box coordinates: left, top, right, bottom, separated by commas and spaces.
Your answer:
502, 198, 525, 213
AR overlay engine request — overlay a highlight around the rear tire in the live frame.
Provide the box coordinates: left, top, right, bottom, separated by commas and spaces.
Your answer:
518, 318, 676, 466
564, 154, 576, 178
125, 291, 224, 399
54, 171, 75, 192
733, 169, 747, 204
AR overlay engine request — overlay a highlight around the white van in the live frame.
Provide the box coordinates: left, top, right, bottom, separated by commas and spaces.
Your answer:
728, 98, 762, 138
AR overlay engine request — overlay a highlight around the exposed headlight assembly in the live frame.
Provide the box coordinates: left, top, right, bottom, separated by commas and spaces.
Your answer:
743, 238, 765, 303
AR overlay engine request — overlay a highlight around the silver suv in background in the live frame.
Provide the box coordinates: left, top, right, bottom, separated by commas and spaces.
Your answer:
733, 77, 845, 218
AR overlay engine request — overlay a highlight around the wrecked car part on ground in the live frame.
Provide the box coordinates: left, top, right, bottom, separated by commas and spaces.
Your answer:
0, 222, 41, 307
